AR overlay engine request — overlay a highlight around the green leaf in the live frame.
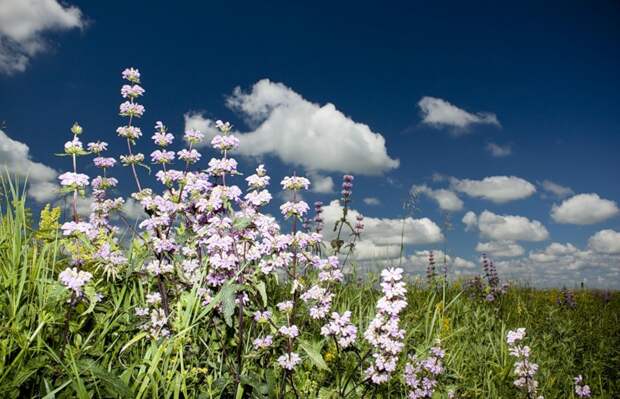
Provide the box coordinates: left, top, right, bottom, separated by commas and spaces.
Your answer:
257, 281, 268, 307
299, 339, 329, 371
221, 283, 238, 327
232, 217, 252, 231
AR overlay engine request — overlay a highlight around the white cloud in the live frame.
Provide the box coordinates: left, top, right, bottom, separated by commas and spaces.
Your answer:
551, 193, 619, 225
363, 197, 381, 206
121, 198, 146, 221
588, 229, 620, 254
0, 128, 58, 202
486, 142, 511, 157
418, 96, 500, 132
540, 180, 573, 198
0, 0, 84, 74
321, 200, 443, 261
462, 211, 477, 231
411, 184, 463, 211
184, 112, 220, 142
474, 210, 549, 242
307, 172, 334, 194
186, 80, 399, 175
408, 250, 476, 271
451, 175, 536, 203
476, 240, 525, 258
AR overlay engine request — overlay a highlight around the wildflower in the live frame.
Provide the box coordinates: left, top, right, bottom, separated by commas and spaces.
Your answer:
281, 176, 311, 191
253, 310, 272, 323
64, 137, 84, 154
277, 301, 294, 312
211, 134, 240, 151
119, 101, 145, 117
277, 352, 302, 370
574, 375, 591, 398
87, 141, 108, 154
116, 126, 142, 140
365, 267, 407, 384
121, 84, 145, 98
278, 325, 299, 338
280, 201, 309, 218
152, 129, 174, 146
122, 67, 141, 83
506, 328, 543, 398
58, 172, 89, 188
59, 267, 93, 296
253, 335, 273, 349
120, 153, 145, 165
146, 292, 162, 304
151, 150, 175, 164
403, 340, 446, 398
321, 311, 357, 348
178, 148, 201, 164
184, 128, 204, 145
93, 157, 116, 169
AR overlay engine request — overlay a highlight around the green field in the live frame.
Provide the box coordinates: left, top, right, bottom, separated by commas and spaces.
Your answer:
0, 188, 618, 399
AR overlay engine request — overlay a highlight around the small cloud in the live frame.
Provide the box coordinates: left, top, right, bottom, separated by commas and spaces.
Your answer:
363, 197, 381, 206
551, 193, 619, 225
418, 96, 500, 133
588, 229, 620, 254
476, 240, 524, 258
411, 184, 463, 212
475, 210, 549, 242
540, 180, 574, 198
486, 142, 511, 157
450, 175, 536, 203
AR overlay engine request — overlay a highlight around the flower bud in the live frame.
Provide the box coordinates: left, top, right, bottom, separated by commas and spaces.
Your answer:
71, 122, 83, 135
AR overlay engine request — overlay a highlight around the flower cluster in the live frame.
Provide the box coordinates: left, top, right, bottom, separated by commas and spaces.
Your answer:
59, 267, 93, 296
364, 267, 407, 384
321, 311, 357, 348
403, 340, 446, 398
506, 328, 544, 399
574, 375, 591, 398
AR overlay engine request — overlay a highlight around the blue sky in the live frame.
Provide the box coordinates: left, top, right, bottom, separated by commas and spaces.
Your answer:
1, 0, 619, 287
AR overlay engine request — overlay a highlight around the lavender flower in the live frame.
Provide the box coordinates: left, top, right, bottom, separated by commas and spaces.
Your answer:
364, 267, 407, 384
59, 267, 93, 296
574, 375, 591, 398
58, 172, 89, 189
506, 328, 544, 399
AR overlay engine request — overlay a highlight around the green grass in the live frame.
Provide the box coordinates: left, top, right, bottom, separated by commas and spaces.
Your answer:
0, 183, 618, 398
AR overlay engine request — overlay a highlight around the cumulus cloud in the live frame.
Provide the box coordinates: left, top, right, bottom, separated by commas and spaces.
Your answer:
462, 211, 477, 231
321, 200, 443, 261
540, 180, 573, 198
411, 184, 463, 212
418, 96, 500, 133
588, 229, 620, 254
363, 197, 381, 206
468, 210, 549, 242
0, 0, 85, 74
450, 175, 536, 203
0, 129, 58, 202
476, 240, 525, 258
307, 172, 334, 194
551, 193, 619, 225
408, 250, 476, 271
496, 249, 620, 289
486, 142, 511, 157
186, 80, 399, 175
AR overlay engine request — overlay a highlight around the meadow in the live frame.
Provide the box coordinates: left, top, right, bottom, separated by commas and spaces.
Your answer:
0, 68, 618, 398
